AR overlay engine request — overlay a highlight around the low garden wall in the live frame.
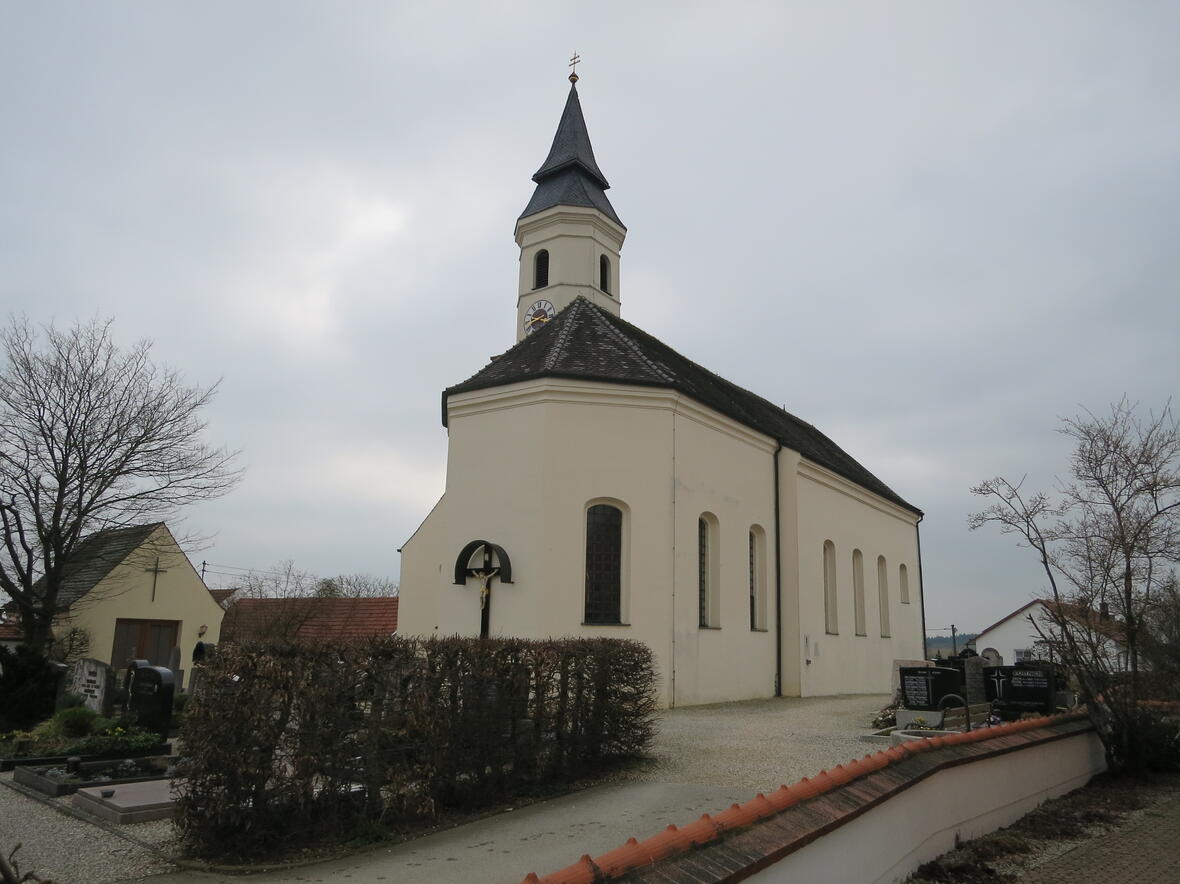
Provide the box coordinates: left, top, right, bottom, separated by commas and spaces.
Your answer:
177, 636, 657, 858
523, 712, 1105, 883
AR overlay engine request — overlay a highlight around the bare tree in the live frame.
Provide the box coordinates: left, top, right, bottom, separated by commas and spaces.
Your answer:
0, 317, 240, 652
970, 399, 1180, 770
314, 573, 398, 598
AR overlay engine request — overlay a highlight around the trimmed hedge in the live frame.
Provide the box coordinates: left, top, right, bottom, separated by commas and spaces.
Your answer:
176, 636, 657, 858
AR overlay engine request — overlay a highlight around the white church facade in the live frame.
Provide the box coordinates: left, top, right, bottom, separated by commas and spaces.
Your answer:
398, 75, 927, 707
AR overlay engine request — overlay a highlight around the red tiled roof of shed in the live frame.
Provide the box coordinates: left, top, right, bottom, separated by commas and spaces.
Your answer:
0, 618, 22, 641
220, 596, 399, 645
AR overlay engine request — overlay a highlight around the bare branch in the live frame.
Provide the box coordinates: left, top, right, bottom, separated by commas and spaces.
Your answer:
0, 316, 242, 651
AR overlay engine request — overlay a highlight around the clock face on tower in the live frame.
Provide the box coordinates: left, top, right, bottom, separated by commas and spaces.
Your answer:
523, 299, 556, 335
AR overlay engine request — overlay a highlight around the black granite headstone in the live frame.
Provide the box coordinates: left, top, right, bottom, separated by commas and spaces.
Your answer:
123, 660, 175, 740
984, 664, 1055, 714
900, 667, 961, 711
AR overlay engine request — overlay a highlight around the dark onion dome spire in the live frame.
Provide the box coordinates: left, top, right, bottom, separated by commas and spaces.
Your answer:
520, 82, 624, 228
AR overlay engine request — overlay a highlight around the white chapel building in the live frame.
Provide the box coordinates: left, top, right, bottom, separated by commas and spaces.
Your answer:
398, 76, 927, 707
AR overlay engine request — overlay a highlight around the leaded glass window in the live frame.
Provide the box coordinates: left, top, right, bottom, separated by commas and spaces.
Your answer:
585, 504, 622, 624
699, 517, 709, 627
749, 531, 757, 630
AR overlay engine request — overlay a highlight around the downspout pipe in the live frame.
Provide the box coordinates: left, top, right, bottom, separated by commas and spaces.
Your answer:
773, 442, 783, 697
916, 513, 928, 661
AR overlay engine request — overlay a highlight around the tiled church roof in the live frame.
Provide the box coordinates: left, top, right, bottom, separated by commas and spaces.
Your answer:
520, 83, 623, 228
445, 298, 920, 515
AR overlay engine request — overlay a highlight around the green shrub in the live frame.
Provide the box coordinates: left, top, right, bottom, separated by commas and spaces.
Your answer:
55, 706, 98, 738
67, 726, 160, 756
0, 645, 61, 731
1130, 709, 1180, 772
58, 693, 86, 710
177, 635, 658, 859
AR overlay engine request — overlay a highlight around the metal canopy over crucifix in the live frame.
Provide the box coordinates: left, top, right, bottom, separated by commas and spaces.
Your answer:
453, 540, 513, 639
144, 556, 168, 602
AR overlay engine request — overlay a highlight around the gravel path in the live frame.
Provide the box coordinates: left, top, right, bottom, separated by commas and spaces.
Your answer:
611, 692, 891, 792
0, 771, 176, 883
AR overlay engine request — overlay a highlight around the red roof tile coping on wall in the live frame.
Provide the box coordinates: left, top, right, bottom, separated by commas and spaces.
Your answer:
520, 710, 1091, 884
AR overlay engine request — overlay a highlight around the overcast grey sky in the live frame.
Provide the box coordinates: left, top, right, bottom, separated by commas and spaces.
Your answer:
2, 3, 1177, 631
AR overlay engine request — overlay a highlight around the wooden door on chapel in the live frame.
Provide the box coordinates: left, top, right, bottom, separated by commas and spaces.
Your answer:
111, 618, 179, 670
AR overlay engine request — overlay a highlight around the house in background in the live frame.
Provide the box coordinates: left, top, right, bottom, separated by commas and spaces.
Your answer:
41, 522, 226, 687
219, 596, 399, 646
0, 612, 20, 652
969, 598, 1130, 671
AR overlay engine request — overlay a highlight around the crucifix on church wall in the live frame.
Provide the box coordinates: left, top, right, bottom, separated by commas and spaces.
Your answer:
453, 540, 513, 639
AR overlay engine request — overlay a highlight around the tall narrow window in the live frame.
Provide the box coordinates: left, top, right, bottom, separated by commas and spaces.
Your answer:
699, 518, 709, 627
878, 555, 891, 637
823, 540, 838, 634
749, 531, 757, 629
853, 549, 866, 636
899, 563, 910, 604
584, 504, 622, 624
699, 514, 719, 627
534, 249, 549, 289
748, 527, 769, 630
599, 254, 611, 293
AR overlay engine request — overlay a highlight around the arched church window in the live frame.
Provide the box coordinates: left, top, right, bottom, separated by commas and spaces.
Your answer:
899, 563, 910, 604
749, 526, 767, 630
600, 254, 611, 293
699, 514, 719, 628
534, 249, 549, 289
823, 540, 838, 634
585, 504, 623, 624
853, 549, 866, 636
878, 555, 891, 637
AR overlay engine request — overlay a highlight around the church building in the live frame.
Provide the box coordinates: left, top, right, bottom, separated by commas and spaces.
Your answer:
398, 73, 927, 707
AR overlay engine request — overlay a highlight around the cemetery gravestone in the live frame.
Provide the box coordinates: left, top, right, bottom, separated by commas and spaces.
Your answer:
984, 664, 1055, 715
891, 658, 931, 699
64, 658, 116, 715
963, 656, 986, 705
900, 667, 961, 711
123, 661, 175, 741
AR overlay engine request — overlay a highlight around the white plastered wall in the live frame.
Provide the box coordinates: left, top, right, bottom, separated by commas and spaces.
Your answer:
399, 377, 923, 706
793, 463, 924, 696
748, 727, 1107, 884
972, 607, 1043, 666
57, 525, 225, 689
514, 206, 624, 340
399, 379, 780, 707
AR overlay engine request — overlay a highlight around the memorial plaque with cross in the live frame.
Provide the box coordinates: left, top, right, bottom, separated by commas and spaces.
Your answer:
453, 540, 513, 639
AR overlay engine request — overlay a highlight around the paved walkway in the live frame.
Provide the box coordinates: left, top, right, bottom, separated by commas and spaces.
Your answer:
1019, 793, 1180, 884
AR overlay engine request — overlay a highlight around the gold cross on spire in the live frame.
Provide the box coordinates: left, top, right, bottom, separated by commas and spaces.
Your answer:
569, 51, 581, 83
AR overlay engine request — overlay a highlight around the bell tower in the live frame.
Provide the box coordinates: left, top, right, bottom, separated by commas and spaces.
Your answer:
515, 67, 626, 341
